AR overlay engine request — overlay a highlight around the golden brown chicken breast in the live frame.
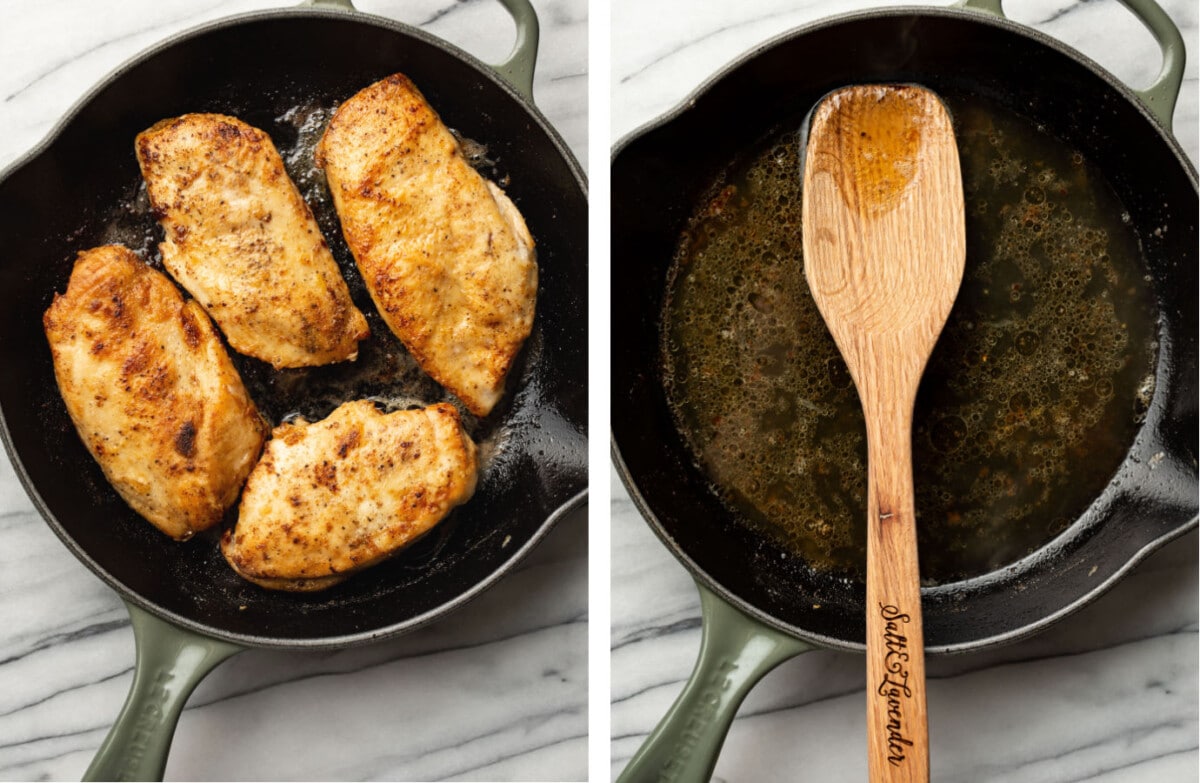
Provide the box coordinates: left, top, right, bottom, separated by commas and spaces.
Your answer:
43, 245, 269, 540
136, 113, 369, 368
316, 74, 537, 416
221, 400, 478, 591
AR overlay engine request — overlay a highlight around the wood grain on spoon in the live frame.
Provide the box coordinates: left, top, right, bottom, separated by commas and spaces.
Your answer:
802, 84, 965, 783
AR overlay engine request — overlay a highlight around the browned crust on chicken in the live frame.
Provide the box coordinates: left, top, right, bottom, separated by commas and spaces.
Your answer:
315, 74, 537, 416
43, 245, 269, 540
136, 113, 369, 369
220, 400, 478, 591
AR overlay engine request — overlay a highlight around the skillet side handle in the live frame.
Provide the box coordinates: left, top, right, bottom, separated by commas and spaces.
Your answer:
83, 603, 243, 782
298, 0, 539, 103
491, 0, 541, 103
1118, 0, 1185, 129
955, 0, 1184, 130
616, 581, 814, 783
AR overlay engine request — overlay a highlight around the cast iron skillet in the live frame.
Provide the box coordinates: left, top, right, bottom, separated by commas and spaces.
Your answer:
611, 0, 1196, 779
0, 0, 586, 779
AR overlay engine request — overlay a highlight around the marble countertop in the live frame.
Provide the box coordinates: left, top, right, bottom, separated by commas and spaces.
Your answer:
611, 1, 1197, 782
0, 1, 587, 781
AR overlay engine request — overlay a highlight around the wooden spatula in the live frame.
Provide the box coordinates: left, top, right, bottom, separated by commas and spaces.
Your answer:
801, 84, 965, 782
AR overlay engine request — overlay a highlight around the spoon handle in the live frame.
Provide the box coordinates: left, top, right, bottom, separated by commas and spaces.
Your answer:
865, 414, 929, 782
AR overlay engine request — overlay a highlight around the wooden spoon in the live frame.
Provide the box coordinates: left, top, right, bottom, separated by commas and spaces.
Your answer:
801, 84, 965, 782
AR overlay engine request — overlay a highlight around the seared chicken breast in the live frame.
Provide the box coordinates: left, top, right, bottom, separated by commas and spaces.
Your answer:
316, 74, 537, 416
43, 245, 269, 540
136, 113, 369, 368
221, 400, 478, 591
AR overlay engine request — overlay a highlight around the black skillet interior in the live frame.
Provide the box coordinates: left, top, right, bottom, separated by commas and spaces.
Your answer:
0, 12, 587, 645
612, 9, 1197, 652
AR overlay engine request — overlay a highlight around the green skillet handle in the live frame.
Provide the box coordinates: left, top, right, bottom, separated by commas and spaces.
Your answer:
616, 581, 815, 783
955, 0, 1185, 130
300, 0, 540, 103
83, 602, 243, 782
491, 0, 541, 103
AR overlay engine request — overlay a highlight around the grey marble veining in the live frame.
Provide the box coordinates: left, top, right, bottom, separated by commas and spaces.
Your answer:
0, 1, 587, 781
611, 1, 1198, 781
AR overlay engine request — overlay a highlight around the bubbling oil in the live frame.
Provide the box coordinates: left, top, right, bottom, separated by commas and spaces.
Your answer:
662, 94, 1158, 584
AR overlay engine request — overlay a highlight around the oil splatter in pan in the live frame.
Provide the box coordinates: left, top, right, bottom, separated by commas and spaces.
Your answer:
85, 93, 534, 596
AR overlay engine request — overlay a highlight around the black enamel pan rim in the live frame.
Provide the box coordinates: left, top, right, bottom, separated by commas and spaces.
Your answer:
612, 446, 1194, 657
0, 6, 588, 650
613, 4, 1197, 183
0, 7, 589, 194
610, 4, 1197, 655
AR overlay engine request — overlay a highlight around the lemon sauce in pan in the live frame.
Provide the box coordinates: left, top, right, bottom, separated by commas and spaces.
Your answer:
661, 94, 1159, 584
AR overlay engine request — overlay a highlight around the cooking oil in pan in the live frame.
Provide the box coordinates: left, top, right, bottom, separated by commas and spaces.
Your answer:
661, 93, 1158, 584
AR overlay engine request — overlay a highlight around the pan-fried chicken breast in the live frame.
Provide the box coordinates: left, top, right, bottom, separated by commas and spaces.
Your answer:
221, 400, 478, 591
316, 74, 537, 416
43, 245, 269, 540
136, 113, 369, 368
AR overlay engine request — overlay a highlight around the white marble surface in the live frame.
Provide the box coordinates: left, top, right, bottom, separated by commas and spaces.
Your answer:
0, 1, 587, 781
611, 1, 1198, 781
